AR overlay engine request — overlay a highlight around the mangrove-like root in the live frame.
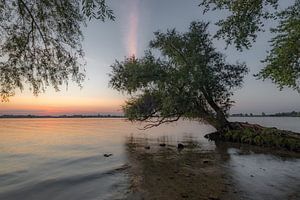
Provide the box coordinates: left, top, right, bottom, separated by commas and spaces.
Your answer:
205, 122, 300, 152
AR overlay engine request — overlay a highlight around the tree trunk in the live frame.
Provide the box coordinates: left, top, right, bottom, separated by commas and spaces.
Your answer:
202, 90, 230, 132
215, 110, 230, 132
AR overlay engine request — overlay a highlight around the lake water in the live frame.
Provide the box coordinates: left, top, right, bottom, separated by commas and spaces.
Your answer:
0, 117, 299, 200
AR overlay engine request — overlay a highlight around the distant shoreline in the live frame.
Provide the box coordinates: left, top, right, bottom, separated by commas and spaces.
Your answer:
230, 111, 300, 118
0, 115, 299, 119
0, 115, 125, 119
230, 115, 300, 118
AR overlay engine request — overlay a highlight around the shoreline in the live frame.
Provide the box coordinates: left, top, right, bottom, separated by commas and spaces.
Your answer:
124, 137, 239, 200
124, 136, 300, 199
205, 122, 300, 152
0, 116, 124, 119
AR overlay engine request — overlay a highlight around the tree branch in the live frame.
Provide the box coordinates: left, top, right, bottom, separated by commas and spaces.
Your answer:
19, 0, 48, 47
141, 115, 182, 130
168, 42, 189, 65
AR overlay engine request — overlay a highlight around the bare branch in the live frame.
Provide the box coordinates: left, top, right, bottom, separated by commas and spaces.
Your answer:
141, 115, 181, 130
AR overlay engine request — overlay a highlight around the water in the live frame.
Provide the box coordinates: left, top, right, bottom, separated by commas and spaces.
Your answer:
0, 118, 299, 200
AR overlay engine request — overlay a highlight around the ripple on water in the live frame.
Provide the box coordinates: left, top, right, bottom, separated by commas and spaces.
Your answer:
0, 118, 299, 200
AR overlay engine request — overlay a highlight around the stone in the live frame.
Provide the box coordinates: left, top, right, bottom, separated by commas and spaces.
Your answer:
208, 196, 220, 200
177, 143, 185, 149
181, 193, 189, 198
104, 153, 113, 157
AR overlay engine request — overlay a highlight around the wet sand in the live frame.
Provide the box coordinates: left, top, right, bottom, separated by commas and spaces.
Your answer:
125, 137, 238, 200
124, 136, 300, 200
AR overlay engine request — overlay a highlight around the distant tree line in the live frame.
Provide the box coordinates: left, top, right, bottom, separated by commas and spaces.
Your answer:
231, 111, 300, 117
0, 114, 124, 118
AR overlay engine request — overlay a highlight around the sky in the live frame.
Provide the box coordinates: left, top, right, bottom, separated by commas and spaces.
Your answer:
0, 0, 299, 115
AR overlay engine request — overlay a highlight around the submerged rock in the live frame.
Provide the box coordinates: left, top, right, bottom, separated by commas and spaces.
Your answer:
208, 196, 220, 200
103, 153, 113, 157
159, 143, 166, 147
144, 146, 150, 150
181, 193, 189, 198
177, 143, 185, 150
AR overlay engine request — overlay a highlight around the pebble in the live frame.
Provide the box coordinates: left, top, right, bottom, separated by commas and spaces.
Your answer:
181, 193, 189, 198
177, 143, 185, 149
208, 196, 220, 200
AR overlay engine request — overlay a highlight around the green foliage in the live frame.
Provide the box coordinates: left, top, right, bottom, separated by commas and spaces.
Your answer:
200, 0, 278, 50
0, 0, 114, 101
82, 0, 114, 21
110, 21, 248, 129
217, 127, 300, 151
258, 1, 300, 91
199, 0, 300, 91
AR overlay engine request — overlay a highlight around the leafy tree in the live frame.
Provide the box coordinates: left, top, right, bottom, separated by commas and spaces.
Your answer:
199, 0, 300, 91
258, 1, 300, 90
110, 22, 248, 131
0, 0, 114, 101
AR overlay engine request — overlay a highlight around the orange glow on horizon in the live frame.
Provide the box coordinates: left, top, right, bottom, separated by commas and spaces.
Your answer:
0, 96, 124, 115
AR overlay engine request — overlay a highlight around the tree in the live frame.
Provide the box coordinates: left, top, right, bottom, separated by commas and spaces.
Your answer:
0, 0, 114, 101
199, 0, 300, 91
110, 21, 248, 131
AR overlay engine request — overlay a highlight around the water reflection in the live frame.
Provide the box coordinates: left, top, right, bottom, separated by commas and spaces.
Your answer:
0, 119, 299, 200
0, 119, 130, 200
215, 143, 300, 200
125, 135, 300, 200
124, 135, 237, 200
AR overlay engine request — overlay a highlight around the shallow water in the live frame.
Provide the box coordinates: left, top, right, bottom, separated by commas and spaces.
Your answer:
0, 118, 299, 200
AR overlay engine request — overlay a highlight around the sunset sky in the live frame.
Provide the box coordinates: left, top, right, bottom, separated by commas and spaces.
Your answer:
0, 0, 299, 116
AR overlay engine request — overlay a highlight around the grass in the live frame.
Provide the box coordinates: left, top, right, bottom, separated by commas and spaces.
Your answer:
206, 127, 300, 152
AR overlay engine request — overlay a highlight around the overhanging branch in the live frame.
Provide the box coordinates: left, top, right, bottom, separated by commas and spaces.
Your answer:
19, 0, 48, 48
141, 115, 182, 130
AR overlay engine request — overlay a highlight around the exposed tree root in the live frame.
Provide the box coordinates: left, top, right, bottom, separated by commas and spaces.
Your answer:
205, 122, 300, 152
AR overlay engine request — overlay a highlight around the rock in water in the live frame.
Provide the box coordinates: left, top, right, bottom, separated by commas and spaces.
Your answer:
104, 153, 113, 157
159, 143, 166, 147
145, 146, 150, 149
177, 143, 185, 149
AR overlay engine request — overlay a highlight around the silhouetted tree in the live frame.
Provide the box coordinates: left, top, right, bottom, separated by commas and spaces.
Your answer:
110, 22, 248, 131
199, 0, 300, 91
0, 0, 114, 101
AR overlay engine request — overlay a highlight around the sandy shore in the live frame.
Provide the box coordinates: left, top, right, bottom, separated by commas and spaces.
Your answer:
124, 137, 239, 200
